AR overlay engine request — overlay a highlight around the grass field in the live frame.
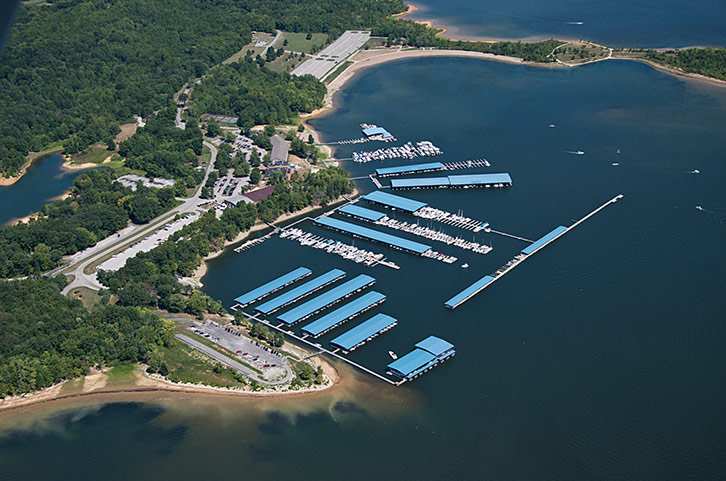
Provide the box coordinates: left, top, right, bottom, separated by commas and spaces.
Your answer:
265, 52, 306, 73
325, 61, 353, 83
68, 286, 102, 309
156, 339, 248, 388
278, 32, 328, 54
106, 363, 137, 384
71, 145, 113, 165
224, 32, 275, 64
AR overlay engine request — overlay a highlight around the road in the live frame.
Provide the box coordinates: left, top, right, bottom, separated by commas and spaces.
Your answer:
60, 142, 218, 294
175, 333, 292, 386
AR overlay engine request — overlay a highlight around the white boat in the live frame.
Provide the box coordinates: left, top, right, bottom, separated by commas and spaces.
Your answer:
388, 351, 398, 360
461, 263, 469, 268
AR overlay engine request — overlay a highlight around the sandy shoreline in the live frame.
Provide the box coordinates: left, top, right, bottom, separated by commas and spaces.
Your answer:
0, 361, 341, 413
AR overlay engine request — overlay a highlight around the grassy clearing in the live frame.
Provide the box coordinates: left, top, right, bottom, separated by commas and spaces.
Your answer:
265, 52, 306, 73
106, 363, 137, 384
325, 61, 353, 84
224, 32, 275, 64
279, 32, 328, 54
155, 339, 248, 388
71, 145, 113, 165
68, 286, 102, 309
365, 37, 387, 48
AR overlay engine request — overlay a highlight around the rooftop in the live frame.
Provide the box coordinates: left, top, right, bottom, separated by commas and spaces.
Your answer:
315, 216, 432, 254
234, 267, 311, 306
444, 275, 496, 309
301, 291, 386, 337
375, 162, 446, 177
521, 226, 569, 256
387, 349, 436, 377
361, 190, 428, 213
330, 314, 398, 351
415, 336, 455, 356
337, 204, 387, 222
276, 274, 375, 325
255, 269, 346, 314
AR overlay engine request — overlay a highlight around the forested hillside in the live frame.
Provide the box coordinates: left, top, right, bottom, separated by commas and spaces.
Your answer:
646, 48, 726, 81
0, 0, 405, 177
0, 278, 172, 397
191, 60, 326, 129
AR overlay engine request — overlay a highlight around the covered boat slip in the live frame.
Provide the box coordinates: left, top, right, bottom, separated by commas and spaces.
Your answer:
315, 216, 432, 255
390, 173, 513, 190
233, 267, 312, 306
375, 162, 446, 177
301, 291, 386, 337
337, 204, 387, 222
521, 226, 569, 255
255, 269, 346, 315
276, 274, 376, 325
387, 335, 456, 380
330, 313, 398, 351
361, 190, 428, 213
445, 275, 496, 309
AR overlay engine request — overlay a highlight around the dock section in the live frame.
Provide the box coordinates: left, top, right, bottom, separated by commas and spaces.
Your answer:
361, 190, 427, 213
330, 314, 398, 352
233, 267, 311, 307
255, 269, 346, 315
276, 274, 375, 325
301, 291, 386, 338
521, 226, 568, 256
337, 204, 387, 222
375, 162, 446, 178
390, 173, 512, 190
387, 336, 456, 380
315, 216, 432, 255
445, 275, 496, 309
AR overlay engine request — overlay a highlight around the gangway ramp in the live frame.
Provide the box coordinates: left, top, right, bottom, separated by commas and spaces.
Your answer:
277, 274, 375, 325
255, 269, 346, 315
301, 291, 386, 337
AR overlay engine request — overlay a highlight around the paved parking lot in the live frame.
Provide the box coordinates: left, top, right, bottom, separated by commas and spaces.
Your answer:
292, 30, 370, 79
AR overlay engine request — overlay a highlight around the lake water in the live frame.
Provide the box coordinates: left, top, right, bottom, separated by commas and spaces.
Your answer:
2, 58, 726, 480
408, 0, 726, 47
0, 154, 81, 225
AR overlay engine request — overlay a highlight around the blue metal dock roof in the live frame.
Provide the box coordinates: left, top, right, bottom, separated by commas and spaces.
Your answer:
234, 267, 311, 306
521, 225, 568, 256
301, 291, 386, 337
375, 162, 445, 177
362, 126, 391, 137
387, 349, 435, 377
337, 204, 386, 222
255, 269, 346, 315
416, 336, 455, 356
361, 190, 427, 213
390, 177, 450, 188
277, 274, 375, 325
315, 216, 432, 254
330, 313, 398, 351
448, 173, 512, 186
444, 275, 496, 309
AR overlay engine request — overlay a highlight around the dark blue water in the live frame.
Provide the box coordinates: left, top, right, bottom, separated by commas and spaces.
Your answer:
2, 59, 726, 481
0, 154, 81, 225
409, 0, 726, 47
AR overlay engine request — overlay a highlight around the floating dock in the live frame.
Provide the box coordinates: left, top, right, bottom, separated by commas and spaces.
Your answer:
233, 267, 312, 307
520, 226, 568, 256
375, 162, 446, 178
315, 216, 432, 255
387, 336, 456, 380
337, 204, 387, 222
277, 274, 375, 325
330, 313, 398, 352
361, 190, 428, 213
301, 291, 386, 337
445, 275, 496, 309
255, 269, 346, 315
390, 173, 512, 190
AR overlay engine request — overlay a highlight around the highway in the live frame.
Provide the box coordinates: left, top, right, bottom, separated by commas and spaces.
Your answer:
60, 142, 218, 294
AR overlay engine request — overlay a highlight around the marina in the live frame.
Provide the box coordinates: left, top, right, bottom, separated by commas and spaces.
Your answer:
254, 269, 347, 315
413, 206, 489, 232
275, 274, 376, 325
315, 215, 432, 255
279, 228, 399, 269
361, 190, 428, 213
301, 291, 387, 338
374, 216, 493, 254
329, 313, 398, 352
352, 141, 442, 163
390, 173, 513, 190
373, 158, 491, 178
232, 267, 312, 307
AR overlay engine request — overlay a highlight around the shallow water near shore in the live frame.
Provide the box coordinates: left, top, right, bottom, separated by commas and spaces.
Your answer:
2, 58, 726, 480
0, 154, 81, 225
408, 0, 726, 47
